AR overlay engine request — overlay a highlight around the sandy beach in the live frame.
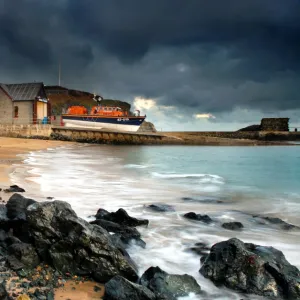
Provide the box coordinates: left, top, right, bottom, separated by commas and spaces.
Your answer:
0, 137, 71, 183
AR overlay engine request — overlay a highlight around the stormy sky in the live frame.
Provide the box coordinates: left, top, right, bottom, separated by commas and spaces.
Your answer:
1, 0, 300, 130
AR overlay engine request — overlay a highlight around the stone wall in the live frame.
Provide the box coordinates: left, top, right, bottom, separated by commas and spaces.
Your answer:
0, 124, 52, 138
260, 118, 289, 131
51, 127, 166, 145
0, 88, 13, 124
162, 131, 300, 141
13, 101, 33, 125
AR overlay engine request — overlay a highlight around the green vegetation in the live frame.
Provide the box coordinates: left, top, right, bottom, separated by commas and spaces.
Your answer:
45, 86, 131, 115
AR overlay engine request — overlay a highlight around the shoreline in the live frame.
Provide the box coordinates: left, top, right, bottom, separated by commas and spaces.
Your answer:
0, 137, 74, 201
0, 138, 105, 300
0, 137, 75, 184
0, 138, 299, 299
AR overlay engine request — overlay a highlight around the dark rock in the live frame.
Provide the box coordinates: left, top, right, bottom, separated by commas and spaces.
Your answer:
188, 242, 210, 256
26, 201, 138, 282
2, 194, 36, 242
100, 208, 149, 227
0, 282, 8, 300
140, 266, 201, 300
90, 219, 145, 248
183, 212, 213, 224
222, 222, 244, 231
90, 219, 141, 236
254, 215, 300, 231
94, 285, 102, 292
95, 208, 110, 219
182, 196, 224, 204
111, 233, 146, 249
4, 185, 25, 193
104, 275, 156, 300
47, 291, 54, 300
200, 254, 208, 264
6, 193, 36, 220
46, 197, 54, 200
0, 205, 8, 223
146, 204, 175, 212
200, 238, 300, 299
8, 242, 40, 269
7, 254, 25, 270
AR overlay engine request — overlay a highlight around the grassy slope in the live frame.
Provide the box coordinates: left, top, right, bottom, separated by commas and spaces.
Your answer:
46, 87, 131, 115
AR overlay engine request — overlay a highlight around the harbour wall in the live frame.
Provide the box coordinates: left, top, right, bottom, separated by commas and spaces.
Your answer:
0, 124, 52, 138
162, 131, 300, 142
50, 127, 167, 145
49, 128, 296, 145
0, 124, 299, 144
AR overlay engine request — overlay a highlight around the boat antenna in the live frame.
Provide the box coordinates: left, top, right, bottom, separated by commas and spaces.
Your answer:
93, 94, 103, 106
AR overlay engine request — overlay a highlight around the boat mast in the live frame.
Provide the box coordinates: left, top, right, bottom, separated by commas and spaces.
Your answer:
58, 62, 61, 86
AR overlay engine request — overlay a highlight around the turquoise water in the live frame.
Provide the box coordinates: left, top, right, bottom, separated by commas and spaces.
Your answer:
125, 146, 300, 194
11, 144, 300, 300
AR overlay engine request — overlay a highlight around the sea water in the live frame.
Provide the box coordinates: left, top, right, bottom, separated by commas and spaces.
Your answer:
10, 145, 300, 300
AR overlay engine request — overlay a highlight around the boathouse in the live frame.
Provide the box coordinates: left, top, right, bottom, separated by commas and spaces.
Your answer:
0, 82, 50, 124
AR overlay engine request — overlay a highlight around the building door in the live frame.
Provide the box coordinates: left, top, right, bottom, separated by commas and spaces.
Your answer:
37, 101, 47, 122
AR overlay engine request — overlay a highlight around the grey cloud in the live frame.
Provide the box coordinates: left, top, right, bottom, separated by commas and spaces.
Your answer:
0, 0, 300, 126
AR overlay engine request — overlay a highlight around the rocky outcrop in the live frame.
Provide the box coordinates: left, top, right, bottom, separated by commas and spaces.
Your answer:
6, 193, 36, 220
104, 275, 156, 300
222, 222, 244, 231
26, 201, 138, 282
137, 121, 157, 133
95, 208, 110, 219
146, 204, 175, 212
140, 266, 202, 300
188, 242, 210, 256
96, 208, 149, 227
254, 215, 300, 231
3, 185, 25, 193
200, 238, 300, 299
0, 193, 209, 299
183, 212, 213, 224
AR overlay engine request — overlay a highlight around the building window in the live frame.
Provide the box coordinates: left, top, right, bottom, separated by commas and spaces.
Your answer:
14, 106, 19, 118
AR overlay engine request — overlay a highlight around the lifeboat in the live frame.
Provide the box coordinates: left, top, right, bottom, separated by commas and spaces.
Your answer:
62, 105, 146, 132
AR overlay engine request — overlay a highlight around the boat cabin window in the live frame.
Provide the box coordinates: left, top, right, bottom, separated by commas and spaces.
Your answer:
104, 107, 107, 111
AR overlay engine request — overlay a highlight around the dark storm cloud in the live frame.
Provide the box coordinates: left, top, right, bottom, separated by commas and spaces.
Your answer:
1, 0, 300, 122
65, 0, 300, 67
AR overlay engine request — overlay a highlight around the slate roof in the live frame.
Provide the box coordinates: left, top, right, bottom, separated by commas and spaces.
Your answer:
0, 83, 12, 98
4, 82, 44, 101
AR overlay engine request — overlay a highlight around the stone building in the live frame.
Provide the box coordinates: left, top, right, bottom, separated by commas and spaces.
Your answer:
0, 82, 50, 124
260, 118, 289, 131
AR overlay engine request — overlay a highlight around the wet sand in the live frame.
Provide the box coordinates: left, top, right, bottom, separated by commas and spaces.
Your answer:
0, 137, 72, 183
0, 137, 104, 300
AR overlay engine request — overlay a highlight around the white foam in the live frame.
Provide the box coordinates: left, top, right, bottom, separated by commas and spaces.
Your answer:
9, 145, 300, 300
124, 164, 149, 169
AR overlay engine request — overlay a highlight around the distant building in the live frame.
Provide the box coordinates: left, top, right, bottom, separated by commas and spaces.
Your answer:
260, 118, 289, 132
0, 82, 50, 124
